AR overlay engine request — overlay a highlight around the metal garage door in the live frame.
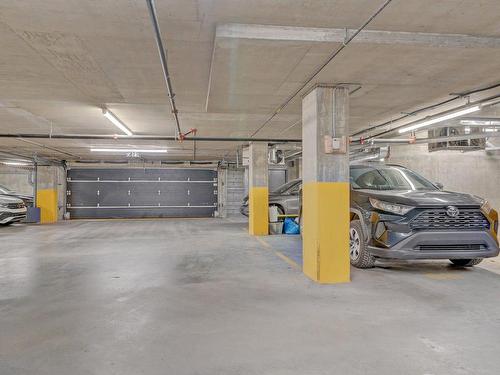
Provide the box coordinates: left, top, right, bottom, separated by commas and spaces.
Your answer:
66, 168, 217, 219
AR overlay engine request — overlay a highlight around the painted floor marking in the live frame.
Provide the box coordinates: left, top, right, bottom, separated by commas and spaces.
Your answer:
253, 236, 301, 270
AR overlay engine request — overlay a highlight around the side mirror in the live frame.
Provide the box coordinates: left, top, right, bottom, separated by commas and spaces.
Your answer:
435, 182, 444, 190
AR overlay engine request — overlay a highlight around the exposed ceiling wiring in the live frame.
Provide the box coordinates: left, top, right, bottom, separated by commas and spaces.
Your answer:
250, 0, 394, 138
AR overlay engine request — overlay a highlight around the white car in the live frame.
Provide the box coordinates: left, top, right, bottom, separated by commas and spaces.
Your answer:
0, 195, 27, 225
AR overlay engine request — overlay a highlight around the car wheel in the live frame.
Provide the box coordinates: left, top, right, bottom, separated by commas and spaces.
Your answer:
349, 220, 376, 269
450, 258, 483, 267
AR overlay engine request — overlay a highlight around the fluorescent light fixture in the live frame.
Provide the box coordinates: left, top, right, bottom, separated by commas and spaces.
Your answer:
90, 148, 168, 153
2, 161, 30, 166
484, 128, 499, 133
460, 119, 500, 126
398, 106, 481, 134
102, 109, 133, 136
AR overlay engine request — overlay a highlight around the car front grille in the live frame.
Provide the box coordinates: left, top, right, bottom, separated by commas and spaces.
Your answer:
5, 202, 25, 209
410, 209, 489, 231
417, 244, 484, 252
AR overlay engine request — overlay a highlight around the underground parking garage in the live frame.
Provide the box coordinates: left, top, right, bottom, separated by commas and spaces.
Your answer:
1, 0, 500, 373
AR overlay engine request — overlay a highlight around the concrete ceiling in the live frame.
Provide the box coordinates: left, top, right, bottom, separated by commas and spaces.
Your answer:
1, 0, 500, 161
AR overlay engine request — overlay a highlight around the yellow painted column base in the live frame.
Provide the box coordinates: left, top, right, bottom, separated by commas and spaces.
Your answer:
249, 186, 269, 235
302, 182, 350, 284
36, 189, 58, 224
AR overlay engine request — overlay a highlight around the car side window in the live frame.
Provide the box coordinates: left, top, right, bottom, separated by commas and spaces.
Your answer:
287, 182, 301, 195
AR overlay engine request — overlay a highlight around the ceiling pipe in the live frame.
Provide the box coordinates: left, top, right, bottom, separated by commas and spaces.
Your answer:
356, 92, 500, 141
145, 0, 182, 139
414, 132, 500, 144
4, 132, 488, 148
352, 82, 500, 139
0, 133, 301, 143
349, 133, 500, 151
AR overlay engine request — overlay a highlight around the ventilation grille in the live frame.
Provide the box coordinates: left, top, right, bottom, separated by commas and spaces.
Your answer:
417, 244, 484, 252
5, 202, 25, 209
410, 209, 489, 231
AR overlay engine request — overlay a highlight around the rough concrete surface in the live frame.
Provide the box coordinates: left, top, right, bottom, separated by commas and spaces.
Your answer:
1, 219, 500, 375
2, 1, 500, 159
390, 143, 500, 215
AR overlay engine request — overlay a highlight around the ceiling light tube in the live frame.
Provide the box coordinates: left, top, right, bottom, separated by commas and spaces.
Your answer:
2, 161, 31, 166
102, 109, 133, 136
90, 148, 168, 153
398, 106, 481, 134
460, 119, 500, 126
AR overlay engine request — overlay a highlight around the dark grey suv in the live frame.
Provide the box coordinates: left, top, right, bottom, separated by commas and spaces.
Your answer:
241, 163, 499, 268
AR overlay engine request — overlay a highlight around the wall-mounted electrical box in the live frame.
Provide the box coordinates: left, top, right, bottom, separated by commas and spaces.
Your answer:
324, 135, 347, 154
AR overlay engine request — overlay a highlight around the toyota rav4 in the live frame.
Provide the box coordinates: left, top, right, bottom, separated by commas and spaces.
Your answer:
240, 163, 499, 268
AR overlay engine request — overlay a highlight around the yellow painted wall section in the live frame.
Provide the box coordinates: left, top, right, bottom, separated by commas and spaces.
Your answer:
249, 186, 269, 235
302, 182, 350, 283
36, 189, 58, 224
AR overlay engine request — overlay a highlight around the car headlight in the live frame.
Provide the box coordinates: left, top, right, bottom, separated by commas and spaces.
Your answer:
480, 199, 492, 215
478, 199, 498, 234
369, 197, 414, 216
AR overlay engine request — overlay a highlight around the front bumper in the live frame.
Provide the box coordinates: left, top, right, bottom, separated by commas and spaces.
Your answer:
368, 230, 499, 260
0, 208, 27, 224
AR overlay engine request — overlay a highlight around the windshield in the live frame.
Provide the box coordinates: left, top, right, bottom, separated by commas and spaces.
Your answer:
350, 165, 437, 191
272, 179, 300, 194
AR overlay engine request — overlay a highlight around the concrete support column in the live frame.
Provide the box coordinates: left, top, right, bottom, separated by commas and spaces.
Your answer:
248, 142, 268, 235
36, 166, 64, 224
302, 85, 350, 283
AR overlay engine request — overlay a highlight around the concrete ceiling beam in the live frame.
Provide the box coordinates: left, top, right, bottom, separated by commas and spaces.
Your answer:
216, 23, 500, 49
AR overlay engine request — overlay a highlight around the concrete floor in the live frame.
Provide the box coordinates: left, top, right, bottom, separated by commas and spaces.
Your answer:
1, 219, 500, 375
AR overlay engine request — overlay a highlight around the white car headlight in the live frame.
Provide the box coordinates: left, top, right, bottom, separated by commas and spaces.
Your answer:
369, 197, 414, 216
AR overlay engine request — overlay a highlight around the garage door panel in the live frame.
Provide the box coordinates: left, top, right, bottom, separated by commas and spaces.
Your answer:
67, 168, 217, 218
69, 207, 216, 219
97, 182, 136, 206
68, 183, 92, 206
156, 184, 190, 205
186, 183, 218, 205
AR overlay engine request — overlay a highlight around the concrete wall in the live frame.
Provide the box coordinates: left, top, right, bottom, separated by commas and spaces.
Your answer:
218, 166, 245, 218
0, 166, 34, 195
389, 144, 500, 211
286, 159, 301, 180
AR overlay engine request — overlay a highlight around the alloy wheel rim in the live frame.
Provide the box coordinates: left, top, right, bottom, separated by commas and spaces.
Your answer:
349, 228, 361, 260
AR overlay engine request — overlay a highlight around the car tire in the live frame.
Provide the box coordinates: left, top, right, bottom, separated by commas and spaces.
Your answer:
350, 220, 376, 269
450, 258, 483, 267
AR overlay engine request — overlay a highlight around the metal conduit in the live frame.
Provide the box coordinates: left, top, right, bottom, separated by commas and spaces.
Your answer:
351, 132, 500, 150
145, 0, 182, 138
0, 133, 301, 143
250, 0, 394, 137
354, 92, 500, 141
